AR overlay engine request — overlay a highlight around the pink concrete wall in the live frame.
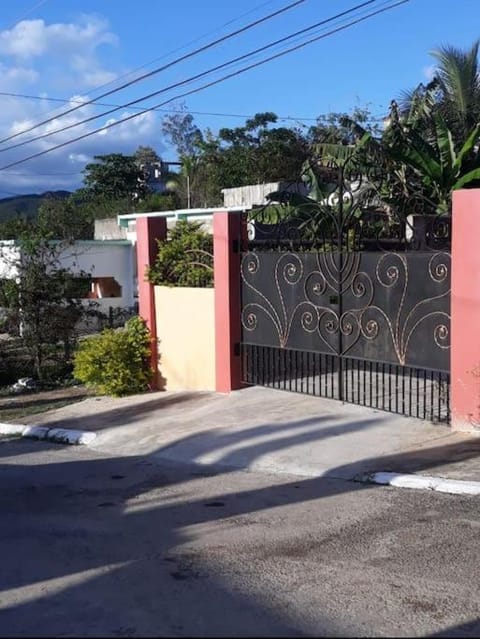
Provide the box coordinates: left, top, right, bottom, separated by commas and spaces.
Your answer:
451, 189, 480, 430
136, 216, 167, 386
213, 211, 244, 393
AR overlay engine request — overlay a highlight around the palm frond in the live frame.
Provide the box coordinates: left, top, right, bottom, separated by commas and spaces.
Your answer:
430, 40, 480, 133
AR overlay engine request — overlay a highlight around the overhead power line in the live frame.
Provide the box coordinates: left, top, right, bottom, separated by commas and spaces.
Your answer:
0, 0, 409, 172
2, 170, 81, 176
26, 0, 282, 125
0, 0, 306, 147
5, 0, 50, 29
0, 90, 319, 122
0, 0, 382, 153
0, 90, 389, 123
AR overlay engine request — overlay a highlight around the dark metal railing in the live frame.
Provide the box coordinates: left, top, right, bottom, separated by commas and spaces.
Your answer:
241, 344, 450, 424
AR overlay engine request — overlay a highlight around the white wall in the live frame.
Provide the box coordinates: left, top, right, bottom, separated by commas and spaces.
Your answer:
94, 218, 128, 240
57, 241, 135, 309
222, 181, 308, 208
0, 240, 135, 310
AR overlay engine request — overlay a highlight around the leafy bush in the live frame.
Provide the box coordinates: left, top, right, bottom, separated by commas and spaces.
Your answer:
73, 316, 153, 396
148, 220, 213, 287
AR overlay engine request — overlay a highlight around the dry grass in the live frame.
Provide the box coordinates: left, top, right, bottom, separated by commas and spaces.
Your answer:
0, 385, 92, 422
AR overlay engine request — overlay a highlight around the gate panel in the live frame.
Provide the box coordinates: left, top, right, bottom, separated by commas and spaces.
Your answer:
241, 250, 450, 372
238, 159, 451, 423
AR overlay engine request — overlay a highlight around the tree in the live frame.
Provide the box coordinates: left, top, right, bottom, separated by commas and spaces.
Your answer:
135, 192, 179, 213
0, 216, 31, 240
71, 191, 134, 219
307, 107, 381, 146
383, 102, 480, 214
162, 106, 205, 207
206, 112, 309, 188
82, 153, 146, 203
134, 145, 161, 167
431, 41, 480, 141
162, 105, 203, 158
162, 109, 310, 206
37, 197, 94, 240
0, 227, 90, 380
399, 41, 480, 148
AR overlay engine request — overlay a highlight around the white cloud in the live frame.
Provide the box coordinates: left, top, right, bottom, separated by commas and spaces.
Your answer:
69, 53, 119, 89
68, 153, 90, 164
1, 65, 39, 83
0, 16, 117, 60
0, 106, 164, 194
81, 69, 118, 87
0, 14, 166, 195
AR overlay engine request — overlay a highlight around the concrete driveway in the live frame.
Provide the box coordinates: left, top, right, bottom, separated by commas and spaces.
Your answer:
23, 386, 480, 482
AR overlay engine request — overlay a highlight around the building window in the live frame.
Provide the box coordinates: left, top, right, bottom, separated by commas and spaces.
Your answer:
87, 277, 122, 299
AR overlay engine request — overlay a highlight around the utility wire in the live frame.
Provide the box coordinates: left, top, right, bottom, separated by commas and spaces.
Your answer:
0, 90, 389, 122
0, 0, 409, 172
60, 0, 280, 97
25, 0, 281, 124
5, 0, 50, 29
3, 170, 82, 176
0, 0, 306, 146
0, 0, 382, 153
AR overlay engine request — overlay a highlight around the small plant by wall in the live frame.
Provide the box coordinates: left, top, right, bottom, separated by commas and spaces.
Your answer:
148, 221, 213, 288
73, 316, 152, 396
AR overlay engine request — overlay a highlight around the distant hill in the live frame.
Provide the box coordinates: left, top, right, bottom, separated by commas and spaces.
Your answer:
0, 191, 71, 223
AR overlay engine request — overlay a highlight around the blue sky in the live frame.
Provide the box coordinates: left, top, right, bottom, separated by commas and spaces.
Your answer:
0, 0, 477, 194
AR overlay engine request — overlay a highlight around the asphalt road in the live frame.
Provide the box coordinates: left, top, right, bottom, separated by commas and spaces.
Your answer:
1, 438, 479, 637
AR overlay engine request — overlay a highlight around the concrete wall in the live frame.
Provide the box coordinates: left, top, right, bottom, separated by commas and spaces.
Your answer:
154, 286, 215, 391
222, 181, 307, 208
94, 218, 128, 240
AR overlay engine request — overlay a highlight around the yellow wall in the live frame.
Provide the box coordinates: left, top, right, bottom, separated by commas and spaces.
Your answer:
154, 286, 216, 391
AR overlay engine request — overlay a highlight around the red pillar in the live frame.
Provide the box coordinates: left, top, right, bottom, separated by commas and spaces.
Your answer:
213, 211, 244, 393
136, 216, 167, 387
451, 189, 480, 431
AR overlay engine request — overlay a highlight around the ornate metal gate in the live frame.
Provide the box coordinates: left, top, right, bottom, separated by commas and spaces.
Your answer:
239, 165, 451, 423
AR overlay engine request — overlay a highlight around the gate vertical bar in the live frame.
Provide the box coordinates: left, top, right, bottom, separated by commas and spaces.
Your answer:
337, 164, 344, 402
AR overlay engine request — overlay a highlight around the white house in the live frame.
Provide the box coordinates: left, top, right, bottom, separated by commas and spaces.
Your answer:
0, 239, 135, 312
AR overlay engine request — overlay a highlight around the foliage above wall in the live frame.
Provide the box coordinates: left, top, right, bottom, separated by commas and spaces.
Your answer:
148, 221, 213, 288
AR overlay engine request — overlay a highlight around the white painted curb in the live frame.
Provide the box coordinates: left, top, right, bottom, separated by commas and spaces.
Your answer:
0, 422, 96, 445
363, 471, 480, 496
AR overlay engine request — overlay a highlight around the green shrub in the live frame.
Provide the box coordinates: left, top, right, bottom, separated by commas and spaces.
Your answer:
148, 220, 213, 287
73, 316, 153, 396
